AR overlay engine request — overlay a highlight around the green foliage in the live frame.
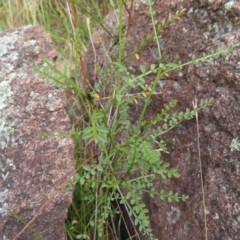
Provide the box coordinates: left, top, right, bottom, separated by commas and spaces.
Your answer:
34, 0, 236, 240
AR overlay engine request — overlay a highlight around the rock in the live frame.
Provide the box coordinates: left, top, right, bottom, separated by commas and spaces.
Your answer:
0, 26, 74, 240
83, 0, 240, 239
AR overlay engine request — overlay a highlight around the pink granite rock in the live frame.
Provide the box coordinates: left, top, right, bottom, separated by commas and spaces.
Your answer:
0, 26, 74, 240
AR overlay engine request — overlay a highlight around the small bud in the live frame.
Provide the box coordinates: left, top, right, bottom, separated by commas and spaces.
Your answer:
95, 93, 100, 99
164, 72, 169, 77
135, 53, 140, 60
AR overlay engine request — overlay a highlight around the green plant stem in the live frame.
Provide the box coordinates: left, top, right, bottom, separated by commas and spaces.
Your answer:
116, 0, 124, 90
147, 0, 162, 60
135, 68, 163, 132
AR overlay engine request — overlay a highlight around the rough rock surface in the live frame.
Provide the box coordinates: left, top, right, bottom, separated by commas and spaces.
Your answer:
83, 0, 240, 239
0, 26, 74, 240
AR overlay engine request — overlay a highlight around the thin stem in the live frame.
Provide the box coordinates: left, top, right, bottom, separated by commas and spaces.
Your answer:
116, 0, 124, 90
147, 0, 161, 59
66, 0, 75, 37
194, 97, 208, 240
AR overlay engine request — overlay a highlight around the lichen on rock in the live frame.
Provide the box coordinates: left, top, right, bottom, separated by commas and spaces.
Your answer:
0, 25, 75, 240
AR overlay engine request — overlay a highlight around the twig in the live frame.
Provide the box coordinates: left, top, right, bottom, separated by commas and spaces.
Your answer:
123, 0, 134, 37
193, 96, 208, 240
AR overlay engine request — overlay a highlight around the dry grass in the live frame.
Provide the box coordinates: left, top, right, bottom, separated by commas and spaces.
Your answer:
0, 0, 111, 62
